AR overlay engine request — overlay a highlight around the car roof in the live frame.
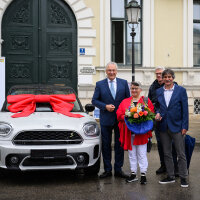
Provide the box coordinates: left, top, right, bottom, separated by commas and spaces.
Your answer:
8, 84, 74, 91
7, 84, 76, 95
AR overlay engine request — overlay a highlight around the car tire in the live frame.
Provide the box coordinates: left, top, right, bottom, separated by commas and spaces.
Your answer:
84, 157, 100, 176
0, 168, 6, 177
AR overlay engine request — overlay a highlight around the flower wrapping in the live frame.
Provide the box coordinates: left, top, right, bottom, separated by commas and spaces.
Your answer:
124, 118, 153, 134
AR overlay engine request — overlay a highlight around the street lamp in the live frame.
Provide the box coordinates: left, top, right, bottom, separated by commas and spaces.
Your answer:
125, 0, 141, 81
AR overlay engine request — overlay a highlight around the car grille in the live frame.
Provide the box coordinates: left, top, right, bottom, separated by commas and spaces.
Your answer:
22, 157, 75, 166
13, 131, 83, 145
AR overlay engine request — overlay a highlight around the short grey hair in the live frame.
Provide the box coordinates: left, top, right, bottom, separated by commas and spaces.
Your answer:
155, 66, 165, 72
106, 62, 118, 70
131, 81, 142, 89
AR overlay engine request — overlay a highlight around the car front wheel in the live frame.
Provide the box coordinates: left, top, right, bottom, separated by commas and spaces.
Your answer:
84, 157, 100, 176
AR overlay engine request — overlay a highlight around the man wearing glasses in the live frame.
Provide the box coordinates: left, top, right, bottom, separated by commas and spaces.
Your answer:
148, 67, 166, 174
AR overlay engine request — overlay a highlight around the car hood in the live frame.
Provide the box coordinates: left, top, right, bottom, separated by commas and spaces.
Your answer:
0, 112, 96, 131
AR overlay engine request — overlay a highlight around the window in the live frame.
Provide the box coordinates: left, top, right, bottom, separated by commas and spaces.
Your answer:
194, 98, 200, 114
193, 0, 200, 67
111, 0, 142, 66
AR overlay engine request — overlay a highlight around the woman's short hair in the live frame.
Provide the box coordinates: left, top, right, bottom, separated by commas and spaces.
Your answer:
131, 81, 142, 89
162, 69, 175, 79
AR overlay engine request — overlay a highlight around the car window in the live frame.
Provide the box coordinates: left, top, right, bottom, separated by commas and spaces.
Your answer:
4, 87, 82, 112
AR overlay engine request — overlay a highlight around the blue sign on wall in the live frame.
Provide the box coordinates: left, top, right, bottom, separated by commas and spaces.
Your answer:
79, 48, 85, 55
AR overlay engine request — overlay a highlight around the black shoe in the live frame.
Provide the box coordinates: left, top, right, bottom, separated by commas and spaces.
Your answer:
156, 165, 166, 174
159, 176, 175, 184
181, 178, 189, 188
114, 171, 129, 178
140, 173, 147, 185
126, 172, 138, 183
99, 171, 112, 178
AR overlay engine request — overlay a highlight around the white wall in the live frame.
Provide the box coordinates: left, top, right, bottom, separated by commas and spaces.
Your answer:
0, 57, 5, 110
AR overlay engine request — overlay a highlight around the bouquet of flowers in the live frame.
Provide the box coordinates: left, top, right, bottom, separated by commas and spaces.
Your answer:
124, 100, 155, 135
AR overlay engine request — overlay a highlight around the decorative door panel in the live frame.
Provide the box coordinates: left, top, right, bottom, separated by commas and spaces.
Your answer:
7, 32, 33, 55
6, 61, 36, 89
46, 58, 73, 84
47, 33, 73, 56
2, 0, 77, 93
47, 0, 73, 27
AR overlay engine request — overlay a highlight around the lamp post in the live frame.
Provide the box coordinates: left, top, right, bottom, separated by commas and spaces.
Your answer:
125, 1, 141, 81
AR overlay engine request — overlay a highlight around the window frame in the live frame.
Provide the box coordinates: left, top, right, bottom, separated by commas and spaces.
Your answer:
111, 0, 143, 67
193, 0, 200, 67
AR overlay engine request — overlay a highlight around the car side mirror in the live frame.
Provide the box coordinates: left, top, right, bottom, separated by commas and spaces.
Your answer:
85, 104, 95, 114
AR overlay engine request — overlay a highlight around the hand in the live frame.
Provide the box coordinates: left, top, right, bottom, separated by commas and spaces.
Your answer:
181, 129, 187, 135
106, 104, 115, 112
155, 113, 162, 121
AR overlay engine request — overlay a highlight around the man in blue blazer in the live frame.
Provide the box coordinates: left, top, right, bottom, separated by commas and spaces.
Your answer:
155, 69, 189, 188
92, 62, 130, 178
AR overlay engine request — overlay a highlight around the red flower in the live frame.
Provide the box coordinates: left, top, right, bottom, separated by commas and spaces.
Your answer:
139, 111, 144, 116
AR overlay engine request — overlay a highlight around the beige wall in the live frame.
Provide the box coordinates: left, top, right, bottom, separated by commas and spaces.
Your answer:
84, 0, 101, 84
174, 72, 183, 85
84, 0, 100, 67
84, 0, 187, 85
93, 70, 101, 84
154, 0, 183, 68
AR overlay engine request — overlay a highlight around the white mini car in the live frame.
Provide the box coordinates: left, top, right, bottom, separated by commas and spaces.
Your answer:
0, 85, 101, 175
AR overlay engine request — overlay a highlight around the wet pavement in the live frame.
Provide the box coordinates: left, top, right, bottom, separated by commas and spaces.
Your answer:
0, 148, 199, 200
151, 118, 200, 146
0, 117, 199, 200
188, 117, 200, 144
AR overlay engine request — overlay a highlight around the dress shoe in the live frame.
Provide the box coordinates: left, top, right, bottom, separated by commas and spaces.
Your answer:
114, 171, 129, 178
99, 171, 112, 178
156, 165, 166, 174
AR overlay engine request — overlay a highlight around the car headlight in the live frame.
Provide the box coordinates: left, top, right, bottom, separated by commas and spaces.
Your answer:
0, 122, 12, 137
83, 122, 100, 137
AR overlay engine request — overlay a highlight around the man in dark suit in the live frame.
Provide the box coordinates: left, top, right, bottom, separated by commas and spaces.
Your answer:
148, 66, 166, 174
155, 69, 189, 188
92, 62, 130, 178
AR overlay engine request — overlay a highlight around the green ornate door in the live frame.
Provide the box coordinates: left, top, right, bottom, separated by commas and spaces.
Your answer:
2, 0, 77, 92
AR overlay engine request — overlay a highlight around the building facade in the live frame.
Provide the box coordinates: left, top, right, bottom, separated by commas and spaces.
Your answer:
0, 0, 200, 116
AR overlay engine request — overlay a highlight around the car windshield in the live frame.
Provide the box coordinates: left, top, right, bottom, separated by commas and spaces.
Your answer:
4, 86, 83, 112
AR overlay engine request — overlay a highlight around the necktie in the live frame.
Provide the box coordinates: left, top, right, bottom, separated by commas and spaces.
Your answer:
110, 81, 116, 99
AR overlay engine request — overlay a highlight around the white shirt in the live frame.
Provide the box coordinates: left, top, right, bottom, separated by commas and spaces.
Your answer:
164, 85, 174, 107
107, 78, 117, 94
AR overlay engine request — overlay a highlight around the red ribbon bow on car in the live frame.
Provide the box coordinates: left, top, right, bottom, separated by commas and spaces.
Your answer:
7, 94, 84, 118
